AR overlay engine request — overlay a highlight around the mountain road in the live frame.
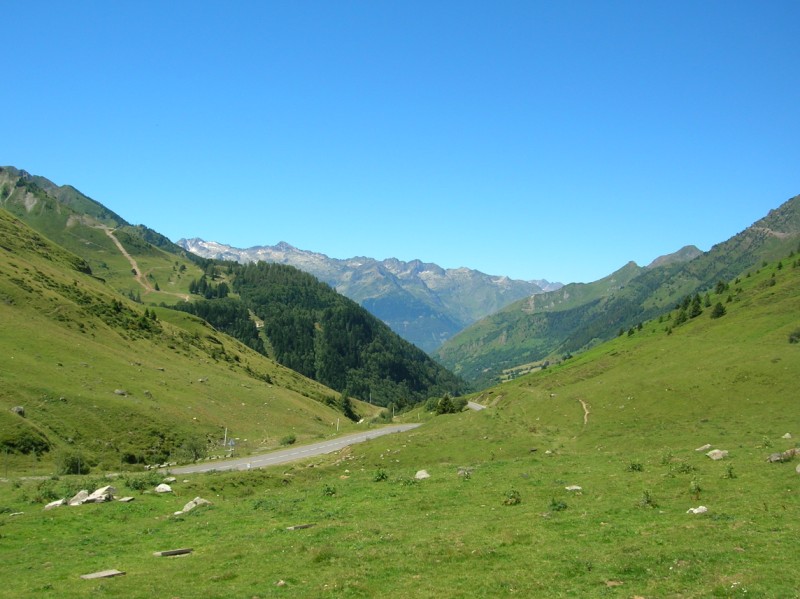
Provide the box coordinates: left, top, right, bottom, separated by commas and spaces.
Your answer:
164, 423, 422, 474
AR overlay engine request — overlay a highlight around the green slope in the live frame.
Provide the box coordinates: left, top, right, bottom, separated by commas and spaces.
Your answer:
1, 239, 798, 597
0, 208, 378, 474
437, 193, 800, 388
1, 166, 465, 407
0, 166, 205, 304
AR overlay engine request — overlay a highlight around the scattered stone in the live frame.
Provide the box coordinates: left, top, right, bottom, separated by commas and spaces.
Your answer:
706, 449, 728, 461
9, 512, 24, 517
197, 377, 208, 383
163, 476, 177, 483
415, 470, 430, 480
68, 490, 90, 506
10, 406, 25, 417
565, 485, 582, 492
286, 523, 315, 530
768, 448, 799, 463
118, 497, 135, 503
796, 464, 800, 475
44, 498, 66, 510
695, 443, 712, 452
178, 497, 211, 514
80, 569, 125, 580
457, 467, 474, 477
113, 389, 128, 396
782, 433, 792, 439
687, 506, 708, 515
605, 580, 624, 587
85, 485, 116, 503
155, 483, 172, 493
276, 580, 286, 587
153, 548, 193, 557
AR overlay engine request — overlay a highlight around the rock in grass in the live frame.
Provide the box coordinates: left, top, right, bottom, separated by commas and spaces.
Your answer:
80, 569, 125, 579
69, 490, 90, 506
706, 449, 728, 460
695, 443, 712, 452
44, 498, 66, 510
179, 497, 211, 514
686, 506, 708, 514
565, 485, 582, 492
155, 483, 173, 493
415, 470, 430, 480
85, 485, 116, 503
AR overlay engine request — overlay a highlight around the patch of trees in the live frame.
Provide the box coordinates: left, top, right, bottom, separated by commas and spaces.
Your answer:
228, 262, 466, 407
170, 297, 264, 353
188, 275, 229, 299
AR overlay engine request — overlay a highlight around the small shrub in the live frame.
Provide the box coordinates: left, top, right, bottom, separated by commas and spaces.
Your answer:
503, 489, 522, 506
689, 477, 702, 499
789, 329, 800, 344
373, 469, 388, 482
280, 434, 296, 446
638, 490, 658, 508
322, 483, 336, 497
670, 461, 696, 475
722, 464, 737, 479
54, 450, 90, 475
627, 462, 644, 472
549, 497, 567, 512
123, 470, 162, 491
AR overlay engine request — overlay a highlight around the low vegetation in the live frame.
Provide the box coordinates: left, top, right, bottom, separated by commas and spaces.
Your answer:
1, 248, 798, 596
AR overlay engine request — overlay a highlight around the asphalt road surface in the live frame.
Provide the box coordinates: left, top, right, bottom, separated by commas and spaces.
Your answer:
165, 423, 422, 474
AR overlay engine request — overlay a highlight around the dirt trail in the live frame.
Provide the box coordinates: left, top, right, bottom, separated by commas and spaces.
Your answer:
578, 399, 590, 426
101, 227, 189, 301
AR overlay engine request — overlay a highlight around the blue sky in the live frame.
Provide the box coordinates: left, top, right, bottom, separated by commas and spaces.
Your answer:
3, 1, 799, 283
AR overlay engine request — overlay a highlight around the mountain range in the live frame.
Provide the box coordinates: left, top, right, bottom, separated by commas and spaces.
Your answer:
436, 194, 800, 387
177, 238, 561, 353
0, 166, 463, 412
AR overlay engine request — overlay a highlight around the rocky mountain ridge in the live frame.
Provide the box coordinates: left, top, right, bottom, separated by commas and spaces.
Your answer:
178, 237, 561, 352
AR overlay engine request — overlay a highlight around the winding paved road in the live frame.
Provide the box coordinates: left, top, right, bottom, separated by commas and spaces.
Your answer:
165, 423, 422, 474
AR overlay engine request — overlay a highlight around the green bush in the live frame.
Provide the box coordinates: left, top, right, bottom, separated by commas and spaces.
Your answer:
54, 450, 90, 475
503, 489, 522, 505
280, 434, 296, 446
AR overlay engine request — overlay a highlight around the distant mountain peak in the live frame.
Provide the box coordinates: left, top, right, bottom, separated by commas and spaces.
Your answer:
646, 245, 703, 269
177, 237, 561, 352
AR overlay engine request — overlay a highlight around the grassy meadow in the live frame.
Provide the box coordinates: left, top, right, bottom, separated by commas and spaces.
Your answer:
1, 253, 798, 596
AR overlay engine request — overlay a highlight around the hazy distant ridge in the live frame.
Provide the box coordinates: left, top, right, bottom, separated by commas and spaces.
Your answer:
178, 238, 561, 352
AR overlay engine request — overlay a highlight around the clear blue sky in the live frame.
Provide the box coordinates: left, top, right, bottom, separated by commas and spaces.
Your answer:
3, 1, 799, 283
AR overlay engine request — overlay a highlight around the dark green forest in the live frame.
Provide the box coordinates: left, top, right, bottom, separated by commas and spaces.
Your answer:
173, 262, 466, 408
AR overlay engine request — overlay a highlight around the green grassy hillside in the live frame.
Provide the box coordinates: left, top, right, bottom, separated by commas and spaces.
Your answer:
1, 166, 465, 406
0, 209, 379, 474
0, 241, 797, 597
437, 194, 800, 389
0, 166, 205, 303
